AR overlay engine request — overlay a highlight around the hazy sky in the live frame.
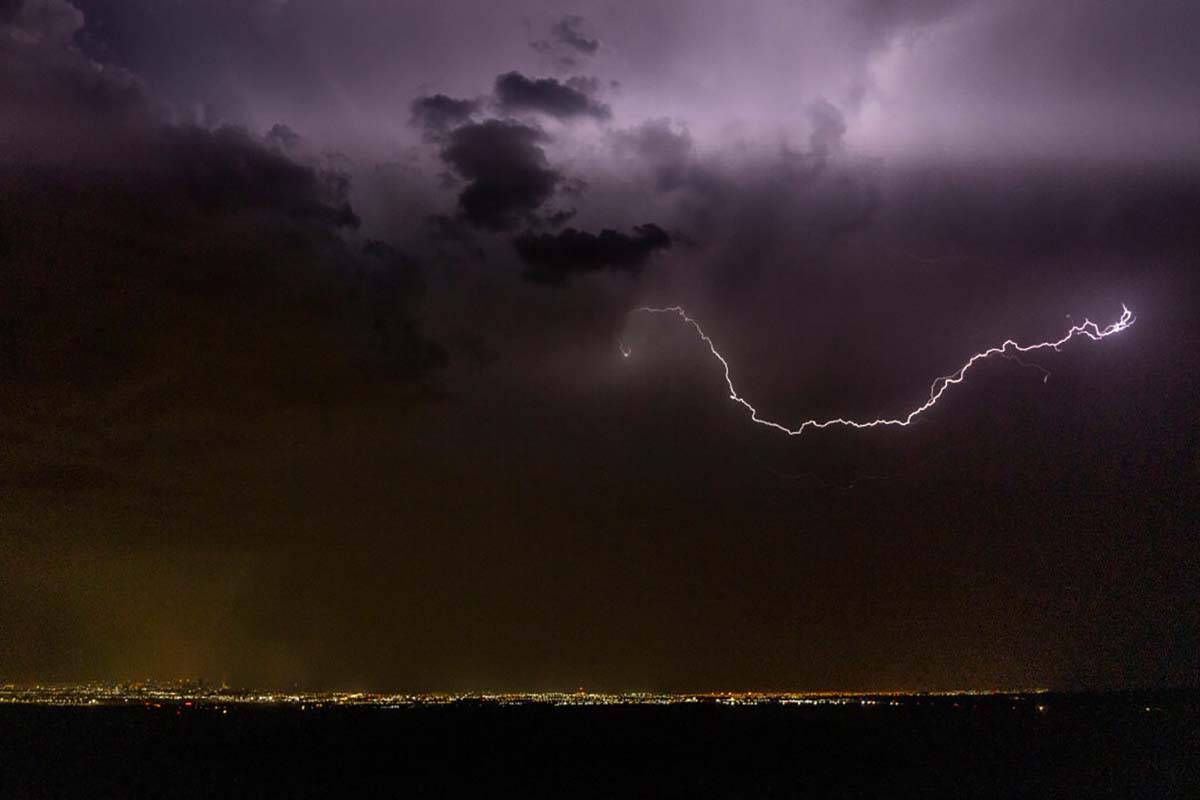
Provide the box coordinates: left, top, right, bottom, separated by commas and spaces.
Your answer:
2, 0, 1197, 691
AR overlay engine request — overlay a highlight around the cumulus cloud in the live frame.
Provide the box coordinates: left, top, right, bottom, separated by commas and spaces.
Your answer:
494, 71, 611, 121
439, 119, 562, 230
513, 223, 671, 285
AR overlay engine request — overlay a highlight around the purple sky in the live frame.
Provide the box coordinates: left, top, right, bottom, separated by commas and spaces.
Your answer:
1, 0, 1197, 691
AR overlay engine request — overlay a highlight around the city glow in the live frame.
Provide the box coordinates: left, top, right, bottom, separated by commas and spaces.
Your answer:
0, 682, 1048, 709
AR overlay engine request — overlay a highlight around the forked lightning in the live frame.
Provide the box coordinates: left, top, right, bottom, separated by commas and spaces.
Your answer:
624, 304, 1134, 436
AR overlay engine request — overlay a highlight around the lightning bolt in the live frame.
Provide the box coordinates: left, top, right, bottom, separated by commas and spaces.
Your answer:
623, 303, 1134, 436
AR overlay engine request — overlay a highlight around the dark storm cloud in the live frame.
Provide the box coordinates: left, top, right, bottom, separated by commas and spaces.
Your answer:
560, 176, 588, 197
409, 93, 480, 136
362, 239, 424, 296
266, 122, 301, 149
1, 0, 445, 511
153, 125, 361, 230
545, 207, 576, 227
0, 121, 440, 387
426, 212, 474, 244
67, 0, 300, 125
514, 223, 671, 285
494, 71, 611, 121
359, 239, 449, 374
1, 0, 82, 41
565, 75, 600, 95
439, 118, 562, 231
0, 0, 149, 160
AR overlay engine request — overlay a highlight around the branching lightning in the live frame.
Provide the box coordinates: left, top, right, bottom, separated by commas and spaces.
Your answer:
623, 304, 1134, 436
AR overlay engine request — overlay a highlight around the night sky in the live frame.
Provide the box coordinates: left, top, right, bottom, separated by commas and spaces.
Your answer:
2, 0, 1197, 692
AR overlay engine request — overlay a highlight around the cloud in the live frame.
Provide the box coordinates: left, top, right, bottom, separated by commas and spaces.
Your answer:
565, 75, 600, 95
622, 144, 878, 292
426, 212, 474, 243
529, 14, 599, 71
545, 207, 576, 227
611, 117, 697, 191
806, 98, 846, 157
550, 14, 598, 54
494, 71, 610, 121
767, 99, 849, 183
0, 122, 439, 390
0, 1, 448, 507
439, 119, 562, 230
266, 122, 301, 149
360, 240, 449, 374
2, 0, 83, 43
845, 0, 1200, 157
155, 125, 361, 229
409, 93, 480, 136
598, 99, 870, 294
513, 223, 671, 285
0, 0, 151, 161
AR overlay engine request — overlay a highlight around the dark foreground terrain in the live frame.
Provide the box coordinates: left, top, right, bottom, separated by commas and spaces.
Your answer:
1, 691, 1195, 798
